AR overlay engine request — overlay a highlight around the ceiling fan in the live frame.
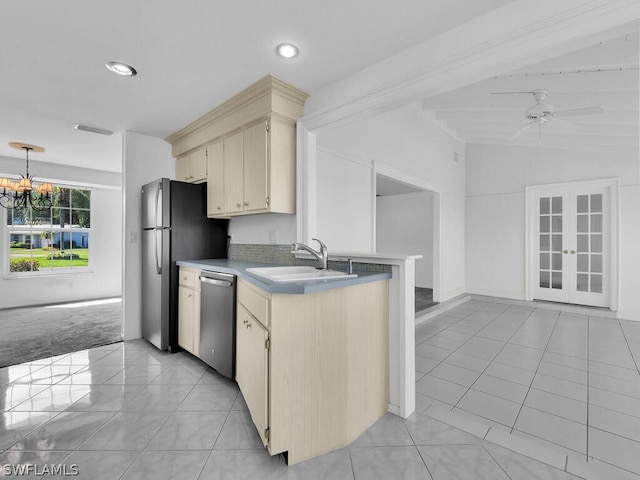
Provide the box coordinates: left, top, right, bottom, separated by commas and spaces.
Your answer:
494, 90, 604, 141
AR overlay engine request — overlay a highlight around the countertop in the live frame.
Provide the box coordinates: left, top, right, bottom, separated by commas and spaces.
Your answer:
175, 258, 391, 294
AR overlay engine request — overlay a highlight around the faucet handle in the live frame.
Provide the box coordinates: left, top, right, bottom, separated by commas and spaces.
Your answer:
312, 238, 327, 251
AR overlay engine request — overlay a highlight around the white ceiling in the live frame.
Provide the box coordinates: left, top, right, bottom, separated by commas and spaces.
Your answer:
0, 0, 517, 173
422, 30, 639, 152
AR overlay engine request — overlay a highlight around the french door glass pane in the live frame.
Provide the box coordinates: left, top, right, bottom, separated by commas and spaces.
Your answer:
577, 235, 588, 253
577, 215, 588, 233
552, 234, 562, 252
552, 253, 562, 270
552, 216, 562, 232
591, 214, 602, 233
577, 274, 589, 292
540, 235, 550, 251
552, 272, 562, 289
540, 216, 550, 233
591, 194, 603, 213
540, 253, 550, 270
577, 195, 588, 213
591, 275, 603, 293
540, 197, 550, 214
540, 271, 550, 288
591, 235, 602, 253
552, 197, 562, 214
577, 254, 588, 273
591, 255, 602, 274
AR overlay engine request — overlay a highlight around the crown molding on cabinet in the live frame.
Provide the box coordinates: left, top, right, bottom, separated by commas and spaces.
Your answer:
165, 74, 309, 158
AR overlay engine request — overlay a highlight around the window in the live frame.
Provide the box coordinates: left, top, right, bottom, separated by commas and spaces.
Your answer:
6, 187, 91, 274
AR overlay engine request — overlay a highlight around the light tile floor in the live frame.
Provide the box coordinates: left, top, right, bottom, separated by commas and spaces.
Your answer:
1, 337, 586, 479
415, 298, 640, 479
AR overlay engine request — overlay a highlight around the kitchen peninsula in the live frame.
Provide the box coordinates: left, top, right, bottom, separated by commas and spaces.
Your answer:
177, 259, 390, 465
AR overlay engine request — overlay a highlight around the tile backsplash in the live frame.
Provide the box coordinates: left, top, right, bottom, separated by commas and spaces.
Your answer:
229, 244, 392, 273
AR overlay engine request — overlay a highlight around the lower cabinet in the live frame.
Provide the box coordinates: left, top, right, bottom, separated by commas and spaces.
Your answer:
235, 277, 389, 465
235, 304, 269, 446
178, 268, 200, 356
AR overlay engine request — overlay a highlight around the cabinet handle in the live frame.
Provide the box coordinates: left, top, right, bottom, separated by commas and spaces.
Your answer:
236, 203, 241, 208
244, 201, 249, 207
187, 294, 192, 298
217, 206, 221, 210
243, 319, 249, 326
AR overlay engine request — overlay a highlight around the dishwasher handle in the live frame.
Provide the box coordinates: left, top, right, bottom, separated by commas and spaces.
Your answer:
199, 276, 233, 287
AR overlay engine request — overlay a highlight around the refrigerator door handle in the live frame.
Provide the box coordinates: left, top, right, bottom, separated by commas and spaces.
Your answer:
155, 230, 162, 274
154, 181, 162, 228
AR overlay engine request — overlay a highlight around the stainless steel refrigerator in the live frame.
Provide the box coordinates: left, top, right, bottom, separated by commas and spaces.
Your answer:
141, 178, 228, 352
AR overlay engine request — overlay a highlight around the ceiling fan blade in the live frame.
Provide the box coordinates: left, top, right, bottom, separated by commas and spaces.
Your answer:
555, 106, 604, 117
510, 121, 535, 140
489, 91, 534, 95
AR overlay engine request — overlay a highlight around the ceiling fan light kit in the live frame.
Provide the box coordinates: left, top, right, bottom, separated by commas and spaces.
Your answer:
498, 89, 605, 142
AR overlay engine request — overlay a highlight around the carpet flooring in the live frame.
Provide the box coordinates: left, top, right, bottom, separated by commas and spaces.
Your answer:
0, 298, 122, 367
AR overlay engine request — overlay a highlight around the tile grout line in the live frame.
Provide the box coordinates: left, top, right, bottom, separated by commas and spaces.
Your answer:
508, 310, 561, 435
586, 315, 590, 463
479, 443, 515, 480
450, 306, 539, 413
616, 317, 640, 375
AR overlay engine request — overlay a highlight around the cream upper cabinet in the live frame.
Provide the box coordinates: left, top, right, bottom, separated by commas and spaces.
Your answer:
223, 131, 244, 214
206, 140, 224, 216
242, 121, 269, 214
166, 75, 308, 218
176, 146, 207, 184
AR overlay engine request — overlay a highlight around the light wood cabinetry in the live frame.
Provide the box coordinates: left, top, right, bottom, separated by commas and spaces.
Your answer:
166, 75, 308, 218
236, 278, 389, 465
236, 303, 269, 446
176, 146, 207, 183
178, 267, 200, 356
206, 140, 225, 216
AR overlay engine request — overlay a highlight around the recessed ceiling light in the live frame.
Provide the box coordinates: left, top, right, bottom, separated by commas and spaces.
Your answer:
276, 43, 299, 59
74, 124, 114, 136
105, 61, 137, 76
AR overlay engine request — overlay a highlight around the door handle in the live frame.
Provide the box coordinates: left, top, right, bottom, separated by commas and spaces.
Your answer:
199, 276, 233, 287
570, 250, 576, 255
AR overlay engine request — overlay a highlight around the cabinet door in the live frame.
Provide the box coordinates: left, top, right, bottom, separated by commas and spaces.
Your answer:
178, 285, 196, 354
224, 131, 244, 214
243, 121, 269, 213
190, 146, 208, 183
176, 156, 191, 182
236, 304, 269, 446
206, 140, 225, 216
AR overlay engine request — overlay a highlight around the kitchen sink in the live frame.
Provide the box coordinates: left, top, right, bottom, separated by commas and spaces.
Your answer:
245, 266, 357, 283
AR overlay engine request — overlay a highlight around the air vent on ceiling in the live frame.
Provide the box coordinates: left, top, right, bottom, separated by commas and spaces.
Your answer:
74, 124, 114, 136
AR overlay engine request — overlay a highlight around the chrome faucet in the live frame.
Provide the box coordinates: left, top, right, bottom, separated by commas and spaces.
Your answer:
292, 238, 328, 270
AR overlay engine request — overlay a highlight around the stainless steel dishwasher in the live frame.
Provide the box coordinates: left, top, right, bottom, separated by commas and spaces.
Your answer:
199, 270, 236, 379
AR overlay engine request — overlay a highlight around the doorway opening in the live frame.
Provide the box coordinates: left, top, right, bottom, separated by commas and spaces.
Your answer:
374, 172, 441, 314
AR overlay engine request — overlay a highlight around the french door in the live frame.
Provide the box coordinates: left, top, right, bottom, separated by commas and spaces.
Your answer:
531, 182, 612, 308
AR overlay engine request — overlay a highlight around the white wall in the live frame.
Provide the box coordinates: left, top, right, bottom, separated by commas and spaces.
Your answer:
316, 105, 466, 301
465, 142, 640, 319
377, 191, 434, 288
122, 132, 176, 340
0, 155, 123, 309
316, 150, 373, 252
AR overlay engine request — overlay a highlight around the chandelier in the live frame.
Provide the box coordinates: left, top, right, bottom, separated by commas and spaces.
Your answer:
0, 142, 53, 211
